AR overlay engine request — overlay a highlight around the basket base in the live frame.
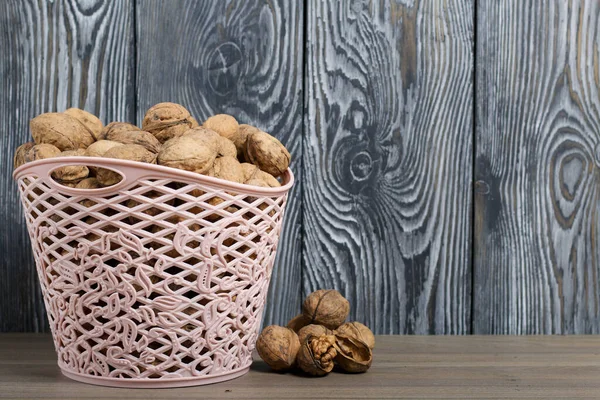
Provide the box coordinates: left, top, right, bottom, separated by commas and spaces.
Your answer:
60, 365, 250, 388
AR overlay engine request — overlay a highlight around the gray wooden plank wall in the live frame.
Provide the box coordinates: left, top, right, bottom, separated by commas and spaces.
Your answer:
1, 0, 599, 335
474, 0, 600, 334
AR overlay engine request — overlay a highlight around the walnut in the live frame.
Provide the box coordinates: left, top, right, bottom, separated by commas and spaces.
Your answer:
203, 114, 239, 141
256, 325, 300, 371
335, 322, 375, 350
27, 143, 62, 161
14, 142, 35, 168
333, 334, 373, 373
236, 124, 258, 161
76, 178, 101, 208
51, 149, 89, 183
99, 122, 140, 140
287, 314, 310, 332
76, 177, 100, 189
15, 143, 61, 168
211, 156, 244, 183
142, 102, 196, 143
97, 144, 157, 186
217, 136, 237, 158
246, 130, 290, 177
85, 140, 122, 158
30, 112, 95, 150
158, 134, 216, 174
302, 289, 350, 329
104, 130, 162, 153
240, 162, 260, 182
64, 108, 104, 141
296, 334, 337, 376
297, 324, 333, 344
183, 127, 221, 153
240, 163, 281, 188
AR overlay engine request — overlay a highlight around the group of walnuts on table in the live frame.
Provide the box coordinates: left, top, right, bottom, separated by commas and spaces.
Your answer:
257, 289, 375, 376
13, 102, 290, 189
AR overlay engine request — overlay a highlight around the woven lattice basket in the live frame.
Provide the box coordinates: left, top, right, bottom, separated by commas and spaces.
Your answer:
13, 157, 294, 388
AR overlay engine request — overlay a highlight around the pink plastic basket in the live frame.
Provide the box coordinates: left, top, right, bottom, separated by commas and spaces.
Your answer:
13, 157, 293, 388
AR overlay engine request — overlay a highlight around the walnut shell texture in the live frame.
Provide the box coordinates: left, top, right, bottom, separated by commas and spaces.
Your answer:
183, 127, 221, 153
158, 135, 216, 174
142, 102, 195, 143
30, 112, 95, 151
333, 334, 373, 373
14, 142, 35, 168
85, 140, 122, 158
212, 156, 244, 183
76, 177, 101, 190
104, 130, 162, 153
236, 124, 258, 160
51, 149, 89, 183
203, 114, 239, 141
99, 122, 141, 140
23, 143, 61, 164
335, 322, 375, 350
240, 162, 260, 182
302, 289, 350, 330
217, 136, 237, 158
64, 108, 104, 141
256, 325, 300, 371
246, 130, 290, 177
287, 314, 310, 333
97, 144, 156, 186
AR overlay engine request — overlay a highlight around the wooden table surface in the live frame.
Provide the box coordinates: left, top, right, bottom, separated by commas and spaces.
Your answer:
1, 334, 600, 399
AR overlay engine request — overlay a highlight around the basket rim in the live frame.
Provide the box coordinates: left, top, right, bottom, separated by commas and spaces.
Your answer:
13, 156, 294, 196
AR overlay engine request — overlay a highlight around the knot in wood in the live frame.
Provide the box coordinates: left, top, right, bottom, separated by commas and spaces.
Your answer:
207, 42, 243, 96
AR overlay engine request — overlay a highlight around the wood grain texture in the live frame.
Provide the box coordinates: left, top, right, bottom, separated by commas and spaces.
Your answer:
0, 0, 135, 332
4, 334, 600, 399
474, 0, 600, 333
135, 0, 304, 327
303, 0, 474, 334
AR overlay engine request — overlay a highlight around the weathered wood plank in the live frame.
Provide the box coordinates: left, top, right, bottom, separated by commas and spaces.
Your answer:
303, 0, 474, 334
0, 0, 136, 332
474, 0, 600, 333
136, 0, 304, 327
4, 334, 600, 399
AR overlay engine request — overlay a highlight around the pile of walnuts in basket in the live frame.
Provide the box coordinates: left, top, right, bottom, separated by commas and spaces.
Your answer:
13, 103, 290, 188
256, 289, 374, 376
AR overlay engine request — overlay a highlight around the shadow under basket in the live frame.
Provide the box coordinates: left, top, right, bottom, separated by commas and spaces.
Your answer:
13, 157, 294, 388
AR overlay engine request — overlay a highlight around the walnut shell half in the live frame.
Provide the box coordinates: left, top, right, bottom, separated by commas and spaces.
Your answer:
335, 322, 375, 350
296, 334, 337, 376
333, 334, 373, 373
